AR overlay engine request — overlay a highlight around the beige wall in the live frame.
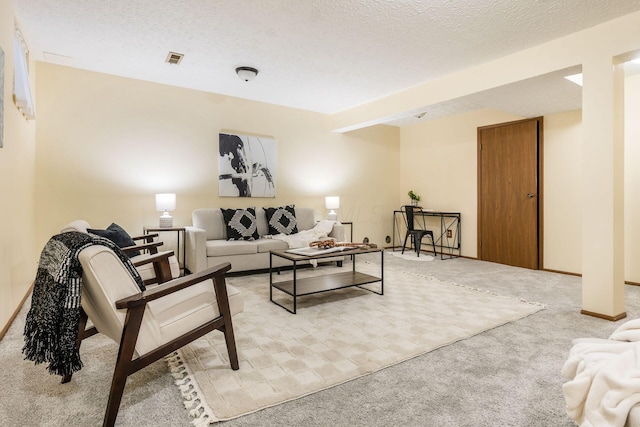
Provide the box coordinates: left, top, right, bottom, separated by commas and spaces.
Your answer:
4, 7, 640, 332
399, 109, 522, 257
541, 73, 640, 281
625, 73, 640, 283
398, 73, 640, 282
0, 0, 38, 330
543, 110, 583, 273
34, 62, 400, 253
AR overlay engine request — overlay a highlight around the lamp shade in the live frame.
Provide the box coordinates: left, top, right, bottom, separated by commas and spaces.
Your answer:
325, 196, 340, 210
155, 193, 176, 211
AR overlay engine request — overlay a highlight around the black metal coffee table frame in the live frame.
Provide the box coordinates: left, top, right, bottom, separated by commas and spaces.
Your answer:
269, 247, 384, 314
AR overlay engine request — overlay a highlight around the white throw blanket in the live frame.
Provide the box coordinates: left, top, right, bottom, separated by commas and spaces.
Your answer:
270, 220, 338, 249
562, 319, 640, 426
610, 319, 640, 342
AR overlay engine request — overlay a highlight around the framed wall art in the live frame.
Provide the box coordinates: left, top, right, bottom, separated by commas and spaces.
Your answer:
218, 132, 276, 198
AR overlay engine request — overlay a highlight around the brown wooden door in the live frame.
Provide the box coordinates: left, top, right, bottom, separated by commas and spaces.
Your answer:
477, 117, 542, 269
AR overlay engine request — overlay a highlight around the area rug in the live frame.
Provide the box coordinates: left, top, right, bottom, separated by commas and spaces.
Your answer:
390, 250, 435, 262
166, 261, 544, 425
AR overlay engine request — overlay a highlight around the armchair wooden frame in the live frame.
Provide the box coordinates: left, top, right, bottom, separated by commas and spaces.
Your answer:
123, 233, 175, 286
128, 232, 162, 253
62, 257, 239, 427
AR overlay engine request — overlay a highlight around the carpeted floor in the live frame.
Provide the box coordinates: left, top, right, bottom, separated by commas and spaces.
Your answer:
172, 262, 543, 423
1, 251, 638, 426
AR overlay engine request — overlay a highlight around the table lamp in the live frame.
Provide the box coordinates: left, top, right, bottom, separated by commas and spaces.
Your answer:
156, 193, 176, 228
325, 196, 340, 221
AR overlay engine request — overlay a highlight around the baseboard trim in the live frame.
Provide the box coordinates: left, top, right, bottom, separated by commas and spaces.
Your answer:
580, 309, 627, 322
542, 268, 581, 277
0, 282, 33, 342
543, 268, 640, 287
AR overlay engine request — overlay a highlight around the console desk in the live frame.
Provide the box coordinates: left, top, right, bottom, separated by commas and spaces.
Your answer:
392, 210, 461, 259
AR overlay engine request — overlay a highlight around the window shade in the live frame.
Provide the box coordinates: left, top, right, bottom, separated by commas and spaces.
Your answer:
13, 31, 35, 120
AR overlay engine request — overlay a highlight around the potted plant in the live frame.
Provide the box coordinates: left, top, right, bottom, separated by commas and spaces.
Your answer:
408, 190, 421, 206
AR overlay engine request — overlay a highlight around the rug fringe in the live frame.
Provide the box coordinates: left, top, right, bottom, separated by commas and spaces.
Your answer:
164, 351, 219, 425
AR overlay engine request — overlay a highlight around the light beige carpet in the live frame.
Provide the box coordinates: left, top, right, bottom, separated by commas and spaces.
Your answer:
167, 260, 544, 425
390, 251, 435, 262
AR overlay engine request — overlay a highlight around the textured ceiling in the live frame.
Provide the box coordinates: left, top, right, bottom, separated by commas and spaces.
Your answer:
12, 0, 640, 126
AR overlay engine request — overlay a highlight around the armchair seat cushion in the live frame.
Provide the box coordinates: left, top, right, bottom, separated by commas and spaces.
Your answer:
147, 280, 243, 348
78, 244, 243, 358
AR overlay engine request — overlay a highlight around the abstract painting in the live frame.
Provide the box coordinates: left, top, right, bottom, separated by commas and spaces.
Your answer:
218, 133, 276, 197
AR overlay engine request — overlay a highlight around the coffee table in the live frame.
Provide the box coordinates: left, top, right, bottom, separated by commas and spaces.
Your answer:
269, 247, 383, 314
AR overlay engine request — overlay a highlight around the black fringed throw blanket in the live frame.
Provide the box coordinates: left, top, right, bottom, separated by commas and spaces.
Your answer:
23, 231, 145, 377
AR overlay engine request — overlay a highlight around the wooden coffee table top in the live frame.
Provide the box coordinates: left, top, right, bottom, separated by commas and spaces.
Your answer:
270, 246, 382, 262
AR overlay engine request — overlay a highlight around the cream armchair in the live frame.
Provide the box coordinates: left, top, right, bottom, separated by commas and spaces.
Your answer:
66, 244, 243, 426
62, 220, 180, 285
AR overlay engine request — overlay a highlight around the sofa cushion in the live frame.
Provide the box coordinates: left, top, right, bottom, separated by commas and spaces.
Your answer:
255, 208, 269, 237
294, 207, 316, 231
256, 238, 289, 253
87, 223, 141, 257
206, 239, 259, 257
193, 208, 226, 240
221, 207, 260, 241
263, 205, 298, 235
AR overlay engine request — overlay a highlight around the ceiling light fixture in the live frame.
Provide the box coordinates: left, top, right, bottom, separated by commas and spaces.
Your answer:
236, 66, 258, 81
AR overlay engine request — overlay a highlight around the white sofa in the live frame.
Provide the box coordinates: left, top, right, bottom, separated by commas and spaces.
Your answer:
185, 207, 345, 273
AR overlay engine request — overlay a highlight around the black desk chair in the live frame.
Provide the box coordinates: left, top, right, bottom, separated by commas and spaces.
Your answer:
401, 205, 437, 257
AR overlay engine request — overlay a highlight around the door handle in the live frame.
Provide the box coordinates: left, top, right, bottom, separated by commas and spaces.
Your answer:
527, 193, 536, 198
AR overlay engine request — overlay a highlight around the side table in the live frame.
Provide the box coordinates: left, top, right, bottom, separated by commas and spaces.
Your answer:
143, 226, 187, 274
340, 221, 353, 242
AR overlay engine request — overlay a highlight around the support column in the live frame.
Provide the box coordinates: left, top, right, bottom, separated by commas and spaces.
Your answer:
581, 57, 625, 320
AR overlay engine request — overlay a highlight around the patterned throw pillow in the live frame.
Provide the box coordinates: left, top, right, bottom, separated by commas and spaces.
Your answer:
263, 205, 298, 235
221, 207, 260, 241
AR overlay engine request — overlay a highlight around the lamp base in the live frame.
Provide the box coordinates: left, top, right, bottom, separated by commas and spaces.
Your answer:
159, 212, 173, 228
328, 211, 337, 221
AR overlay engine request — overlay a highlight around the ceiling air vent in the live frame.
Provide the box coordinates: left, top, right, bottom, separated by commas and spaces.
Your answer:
165, 52, 184, 65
